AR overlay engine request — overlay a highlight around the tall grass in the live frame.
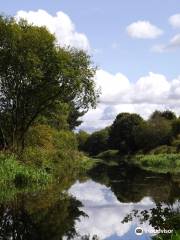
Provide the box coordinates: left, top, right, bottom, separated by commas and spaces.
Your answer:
0, 153, 52, 186
134, 154, 180, 173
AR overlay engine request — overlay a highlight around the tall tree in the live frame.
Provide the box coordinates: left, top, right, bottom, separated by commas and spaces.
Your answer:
0, 16, 99, 151
108, 113, 144, 153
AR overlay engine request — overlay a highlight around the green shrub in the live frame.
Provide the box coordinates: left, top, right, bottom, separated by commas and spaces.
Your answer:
26, 124, 55, 149
22, 146, 55, 169
149, 145, 177, 154
23, 125, 79, 170
53, 130, 78, 151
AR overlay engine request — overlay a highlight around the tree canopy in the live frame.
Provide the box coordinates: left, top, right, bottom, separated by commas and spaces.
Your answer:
0, 15, 98, 151
108, 113, 144, 153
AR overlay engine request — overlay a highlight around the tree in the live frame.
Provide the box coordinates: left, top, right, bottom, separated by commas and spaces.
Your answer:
36, 101, 70, 131
172, 118, 180, 137
134, 118, 172, 152
150, 110, 176, 121
85, 128, 109, 156
161, 110, 177, 120
108, 113, 143, 153
67, 102, 85, 130
0, 16, 98, 151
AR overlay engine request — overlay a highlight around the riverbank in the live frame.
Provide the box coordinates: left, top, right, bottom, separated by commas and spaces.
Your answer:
94, 150, 180, 174
0, 151, 97, 189
133, 154, 180, 174
0, 153, 52, 186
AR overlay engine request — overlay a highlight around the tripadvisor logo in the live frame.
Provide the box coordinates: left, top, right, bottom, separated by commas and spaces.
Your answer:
135, 227, 144, 236
135, 226, 173, 236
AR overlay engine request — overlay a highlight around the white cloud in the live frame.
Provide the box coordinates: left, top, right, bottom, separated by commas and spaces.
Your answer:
95, 69, 130, 104
153, 34, 180, 52
69, 180, 120, 207
68, 180, 155, 239
169, 13, 180, 28
15, 9, 90, 51
126, 21, 163, 39
78, 70, 180, 132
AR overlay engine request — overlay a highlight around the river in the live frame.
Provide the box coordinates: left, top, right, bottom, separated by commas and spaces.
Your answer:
0, 162, 179, 239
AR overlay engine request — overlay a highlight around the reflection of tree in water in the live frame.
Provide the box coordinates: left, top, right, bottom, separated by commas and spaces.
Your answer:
88, 163, 180, 204
122, 201, 180, 240
0, 192, 87, 240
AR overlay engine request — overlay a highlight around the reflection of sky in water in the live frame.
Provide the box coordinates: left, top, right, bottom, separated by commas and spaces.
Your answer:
68, 180, 156, 240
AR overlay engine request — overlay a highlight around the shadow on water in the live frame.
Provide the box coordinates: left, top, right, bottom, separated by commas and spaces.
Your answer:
0, 184, 87, 240
0, 162, 179, 240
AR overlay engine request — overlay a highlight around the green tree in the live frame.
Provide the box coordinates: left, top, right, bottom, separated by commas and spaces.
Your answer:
85, 128, 109, 156
76, 130, 90, 151
108, 113, 143, 153
150, 110, 176, 121
172, 118, 180, 137
37, 101, 70, 131
0, 16, 98, 151
67, 102, 85, 130
135, 118, 172, 152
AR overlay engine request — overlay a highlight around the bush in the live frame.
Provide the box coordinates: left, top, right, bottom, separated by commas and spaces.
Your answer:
53, 130, 78, 151
24, 125, 79, 171
22, 146, 53, 168
149, 145, 177, 154
25, 124, 55, 149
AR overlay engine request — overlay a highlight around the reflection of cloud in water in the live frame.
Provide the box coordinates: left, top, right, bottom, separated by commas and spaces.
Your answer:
68, 180, 155, 239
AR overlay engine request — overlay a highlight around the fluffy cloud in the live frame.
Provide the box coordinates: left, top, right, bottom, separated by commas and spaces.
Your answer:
126, 21, 163, 39
79, 70, 180, 132
153, 34, 180, 52
169, 13, 180, 28
15, 10, 90, 51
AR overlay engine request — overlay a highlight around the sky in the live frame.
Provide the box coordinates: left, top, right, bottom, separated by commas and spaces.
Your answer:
1, 0, 180, 131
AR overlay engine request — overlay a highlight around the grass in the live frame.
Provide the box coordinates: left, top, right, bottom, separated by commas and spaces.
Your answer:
133, 154, 180, 174
0, 153, 52, 186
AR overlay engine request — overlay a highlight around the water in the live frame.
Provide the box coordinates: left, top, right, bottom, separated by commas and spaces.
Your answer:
0, 162, 179, 240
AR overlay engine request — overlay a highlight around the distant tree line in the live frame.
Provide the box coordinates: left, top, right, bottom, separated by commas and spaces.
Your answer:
77, 110, 180, 156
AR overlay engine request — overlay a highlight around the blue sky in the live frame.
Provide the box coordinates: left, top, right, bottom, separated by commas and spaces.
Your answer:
1, 0, 180, 131
1, 0, 180, 80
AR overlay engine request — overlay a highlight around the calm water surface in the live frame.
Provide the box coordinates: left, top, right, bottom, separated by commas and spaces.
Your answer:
0, 163, 179, 240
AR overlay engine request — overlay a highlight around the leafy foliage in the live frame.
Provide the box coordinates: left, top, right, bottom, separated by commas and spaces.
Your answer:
0, 15, 98, 151
134, 118, 172, 152
108, 113, 144, 153
84, 127, 109, 156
